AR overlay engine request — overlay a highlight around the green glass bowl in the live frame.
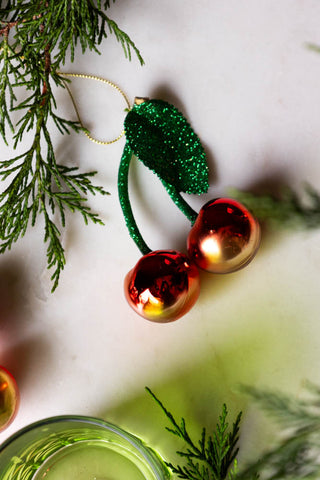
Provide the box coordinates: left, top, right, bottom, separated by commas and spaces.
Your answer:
0, 415, 171, 480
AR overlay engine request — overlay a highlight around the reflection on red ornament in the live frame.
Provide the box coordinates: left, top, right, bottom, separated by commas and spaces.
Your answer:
124, 250, 200, 323
0, 366, 19, 431
188, 198, 260, 274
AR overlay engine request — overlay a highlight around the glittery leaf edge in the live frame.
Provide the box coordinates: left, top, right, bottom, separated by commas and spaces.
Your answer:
124, 99, 209, 195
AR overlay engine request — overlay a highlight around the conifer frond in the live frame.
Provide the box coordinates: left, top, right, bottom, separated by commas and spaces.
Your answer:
0, 36, 16, 143
0, 90, 108, 289
0, 1, 142, 290
238, 383, 320, 480
229, 185, 320, 229
148, 383, 320, 480
146, 387, 241, 480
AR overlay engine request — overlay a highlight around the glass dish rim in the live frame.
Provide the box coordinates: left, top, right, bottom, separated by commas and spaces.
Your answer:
0, 414, 170, 480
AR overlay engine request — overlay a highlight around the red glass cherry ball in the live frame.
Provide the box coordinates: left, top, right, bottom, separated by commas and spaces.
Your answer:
124, 250, 200, 323
187, 198, 261, 274
0, 366, 19, 431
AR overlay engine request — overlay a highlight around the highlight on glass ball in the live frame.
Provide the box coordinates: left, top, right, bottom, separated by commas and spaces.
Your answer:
0, 366, 19, 432
187, 198, 261, 274
124, 250, 200, 323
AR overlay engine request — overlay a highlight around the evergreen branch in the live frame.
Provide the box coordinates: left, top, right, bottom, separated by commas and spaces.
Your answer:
0, 0, 141, 289
146, 387, 241, 480
1, 1, 144, 66
102, 13, 144, 64
148, 384, 320, 480
43, 207, 66, 292
240, 384, 320, 431
229, 185, 320, 229
0, 70, 108, 290
238, 383, 320, 480
306, 42, 320, 54
0, 29, 17, 143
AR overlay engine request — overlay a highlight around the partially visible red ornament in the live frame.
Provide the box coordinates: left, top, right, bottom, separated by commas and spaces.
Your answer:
0, 366, 19, 431
187, 198, 260, 274
124, 250, 200, 322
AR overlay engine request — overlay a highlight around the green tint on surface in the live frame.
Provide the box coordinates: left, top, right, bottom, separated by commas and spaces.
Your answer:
102, 295, 307, 468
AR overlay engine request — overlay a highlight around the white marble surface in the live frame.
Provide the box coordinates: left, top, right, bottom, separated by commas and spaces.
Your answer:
1, 0, 320, 465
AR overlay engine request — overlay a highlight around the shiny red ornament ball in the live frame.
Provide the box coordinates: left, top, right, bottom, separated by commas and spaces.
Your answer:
0, 366, 19, 431
187, 198, 260, 274
124, 250, 200, 322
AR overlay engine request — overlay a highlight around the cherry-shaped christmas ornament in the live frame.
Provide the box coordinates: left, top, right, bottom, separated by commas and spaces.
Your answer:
118, 97, 260, 322
118, 99, 208, 322
188, 198, 261, 273
124, 250, 200, 323
0, 366, 19, 431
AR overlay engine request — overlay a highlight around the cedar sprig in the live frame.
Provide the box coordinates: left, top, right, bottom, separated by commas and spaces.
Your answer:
229, 184, 320, 229
146, 387, 242, 480
238, 383, 320, 480
148, 383, 320, 480
0, 33, 16, 142
0, 116, 108, 290
0, 1, 143, 290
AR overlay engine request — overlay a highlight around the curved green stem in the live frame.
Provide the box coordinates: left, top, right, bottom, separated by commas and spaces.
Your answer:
118, 143, 151, 255
161, 180, 198, 225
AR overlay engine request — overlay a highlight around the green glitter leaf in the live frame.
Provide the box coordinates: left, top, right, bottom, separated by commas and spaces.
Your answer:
124, 100, 209, 194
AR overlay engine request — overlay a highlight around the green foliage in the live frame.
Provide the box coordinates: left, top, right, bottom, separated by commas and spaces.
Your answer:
238, 382, 320, 480
148, 383, 320, 480
229, 185, 320, 229
0, 1, 143, 289
146, 387, 242, 480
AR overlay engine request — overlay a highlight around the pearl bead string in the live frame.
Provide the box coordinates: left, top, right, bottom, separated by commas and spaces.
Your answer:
58, 72, 131, 145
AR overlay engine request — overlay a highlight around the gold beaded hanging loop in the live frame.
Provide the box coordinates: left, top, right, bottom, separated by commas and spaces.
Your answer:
59, 72, 131, 145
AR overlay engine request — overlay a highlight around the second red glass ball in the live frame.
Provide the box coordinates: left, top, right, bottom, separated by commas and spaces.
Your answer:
187, 198, 261, 274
